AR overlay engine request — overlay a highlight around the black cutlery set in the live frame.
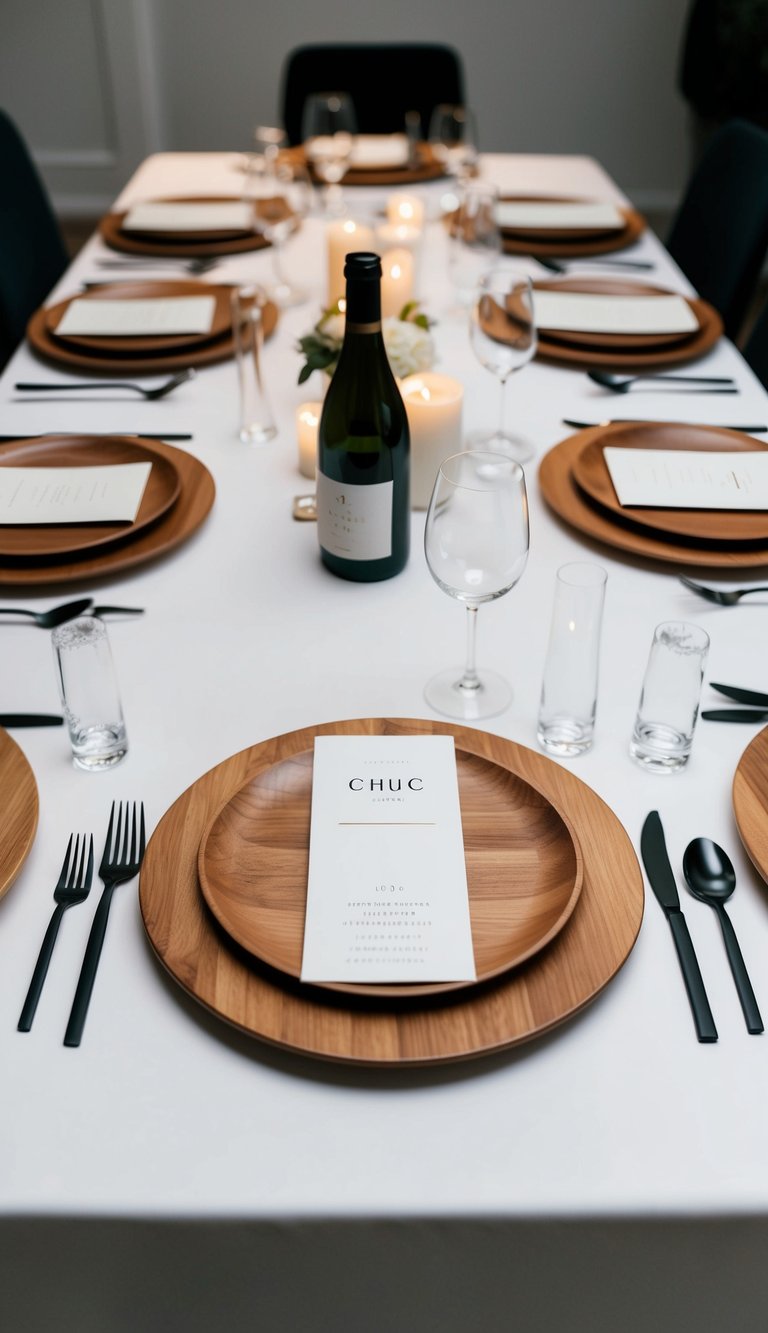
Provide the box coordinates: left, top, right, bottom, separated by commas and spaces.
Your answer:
641, 811, 762, 1042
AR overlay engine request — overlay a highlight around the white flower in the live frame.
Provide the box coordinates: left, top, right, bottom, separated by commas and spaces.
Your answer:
320, 313, 345, 342
382, 318, 435, 378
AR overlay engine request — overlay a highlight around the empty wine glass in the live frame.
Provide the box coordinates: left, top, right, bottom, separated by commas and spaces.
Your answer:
243, 159, 313, 307
301, 92, 357, 215
447, 182, 502, 306
428, 104, 478, 181
424, 451, 529, 719
241, 124, 287, 191
469, 265, 537, 463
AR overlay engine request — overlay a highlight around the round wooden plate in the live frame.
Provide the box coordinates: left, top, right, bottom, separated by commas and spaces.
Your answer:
197, 743, 584, 999
44, 279, 234, 356
0, 434, 181, 559
539, 428, 768, 568
734, 727, 768, 885
99, 195, 286, 257
139, 718, 644, 1067
0, 727, 38, 901
534, 279, 701, 351
0, 438, 214, 586
571, 422, 768, 545
284, 142, 445, 186
499, 196, 645, 257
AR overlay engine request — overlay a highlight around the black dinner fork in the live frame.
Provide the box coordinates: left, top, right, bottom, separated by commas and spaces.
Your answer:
17, 833, 94, 1032
64, 801, 146, 1048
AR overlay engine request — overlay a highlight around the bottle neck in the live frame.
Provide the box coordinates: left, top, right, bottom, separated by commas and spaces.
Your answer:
344, 276, 382, 332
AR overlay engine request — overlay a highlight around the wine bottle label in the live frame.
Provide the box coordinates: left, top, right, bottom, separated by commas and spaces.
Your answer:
317, 471, 393, 561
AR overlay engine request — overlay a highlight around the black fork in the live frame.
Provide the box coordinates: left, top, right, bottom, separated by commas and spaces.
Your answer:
64, 802, 146, 1048
18, 833, 94, 1031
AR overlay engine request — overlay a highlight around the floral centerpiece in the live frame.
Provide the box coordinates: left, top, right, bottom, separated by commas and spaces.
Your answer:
297, 301, 436, 383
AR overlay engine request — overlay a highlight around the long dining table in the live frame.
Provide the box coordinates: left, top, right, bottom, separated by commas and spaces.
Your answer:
2, 150, 768, 1332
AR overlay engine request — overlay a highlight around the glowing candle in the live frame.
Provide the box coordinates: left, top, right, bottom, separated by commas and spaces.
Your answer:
326, 219, 374, 305
380, 248, 414, 319
296, 401, 322, 478
386, 195, 425, 229
400, 373, 464, 509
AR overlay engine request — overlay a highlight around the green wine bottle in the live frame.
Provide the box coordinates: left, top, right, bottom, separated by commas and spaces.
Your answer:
317, 252, 410, 581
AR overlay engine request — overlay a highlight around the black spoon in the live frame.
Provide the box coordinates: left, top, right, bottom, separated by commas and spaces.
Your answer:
683, 838, 763, 1033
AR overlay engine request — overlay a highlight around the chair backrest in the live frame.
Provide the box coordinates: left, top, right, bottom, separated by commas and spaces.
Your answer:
0, 108, 69, 367
280, 43, 464, 146
743, 296, 768, 391
666, 118, 768, 340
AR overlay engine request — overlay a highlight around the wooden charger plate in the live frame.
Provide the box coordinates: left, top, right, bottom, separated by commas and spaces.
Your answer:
99, 195, 289, 257
44, 279, 234, 356
285, 142, 445, 186
733, 726, 768, 884
499, 196, 645, 257
539, 427, 768, 568
139, 718, 644, 1067
533, 279, 721, 369
0, 434, 181, 559
571, 422, 768, 545
0, 438, 214, 586
0, 727, 38, 901
197, 742, 584, 999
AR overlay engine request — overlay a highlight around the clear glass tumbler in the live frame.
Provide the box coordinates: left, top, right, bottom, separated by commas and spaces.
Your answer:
537, 562, 607, 756
629, 620, 710, 773
52, 616, 128, 771
231, 285, 277, 444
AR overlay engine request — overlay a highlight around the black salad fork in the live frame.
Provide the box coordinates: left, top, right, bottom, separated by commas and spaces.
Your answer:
18, 833, 94, 1031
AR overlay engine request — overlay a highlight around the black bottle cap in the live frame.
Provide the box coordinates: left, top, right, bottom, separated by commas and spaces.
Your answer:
344, 252, 382, 280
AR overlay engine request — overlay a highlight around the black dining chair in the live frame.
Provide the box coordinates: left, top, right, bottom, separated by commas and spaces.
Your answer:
0, 108, 69, 368
280, 43, 464, 146
666, 118, 768, 341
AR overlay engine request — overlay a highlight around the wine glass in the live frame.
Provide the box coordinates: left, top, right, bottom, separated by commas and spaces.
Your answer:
241, 124, 287, 191
469, 265, 537, 464
301, 92, 357, 215
447, 182, 502, 306
243, 159, 313, 307
424, 451, 529, 719
428, 104, 478, 181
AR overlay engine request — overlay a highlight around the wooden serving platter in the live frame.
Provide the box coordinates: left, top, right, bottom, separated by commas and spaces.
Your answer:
733, 727, 768, 884
0, 727, 38, 901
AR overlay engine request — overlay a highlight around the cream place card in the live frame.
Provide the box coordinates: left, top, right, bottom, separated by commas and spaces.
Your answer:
350, 134, 410, 168
495, 201, 624, 230
0, 463, 152, 525
603, 447, 768, 510
55, 297, 216, 338
122, 201, 255, 233
533, 291, 698, 335
301, 735, 476, 983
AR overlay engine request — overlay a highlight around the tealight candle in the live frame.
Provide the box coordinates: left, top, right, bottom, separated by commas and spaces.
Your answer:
296, 401, 322, 478
400, 373, 464, 509
326, 218, 374, 305
386, 194, 425, 229
380, 248, 415, 318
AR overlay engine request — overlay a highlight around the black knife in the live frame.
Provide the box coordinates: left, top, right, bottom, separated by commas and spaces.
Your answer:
562, 418, 768, 433
0, 714, 63, 727
710, 682, 768, 708
640, 811, 717, 1042
701, 708, 768, 723
0, 434, 193, 442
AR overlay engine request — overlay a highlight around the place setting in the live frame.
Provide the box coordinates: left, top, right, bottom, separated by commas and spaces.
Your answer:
98, 195, 291, 259
496, 194, 647, 259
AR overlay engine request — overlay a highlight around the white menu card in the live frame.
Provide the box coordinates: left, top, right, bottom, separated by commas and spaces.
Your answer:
55, 297, 216, 338
603, 447, 768, 510
532, 291, 698, 335
0, 463, 152, 525
495, 201, 624, 230
122, 201, 254, 233
301, 736, 476, 983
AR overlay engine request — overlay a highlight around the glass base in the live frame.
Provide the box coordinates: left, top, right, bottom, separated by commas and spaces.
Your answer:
71, 725, 128, 771
466, 428, 534, 465
424, 667, 512, 720
268, 279, 309, 309
537, 717, 594, 757
629, 722, 691, 773
239, 423, 278, 445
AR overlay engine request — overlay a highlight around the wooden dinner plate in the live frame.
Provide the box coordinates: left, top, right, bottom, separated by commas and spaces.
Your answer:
534, 279, 701, 351
284, 142, 445, 186
499, 196, 646, 257
0, 727, 38, 902
733, 727, 768, 885
99, 195, 290, 257
0, 434, 181, 559
539, 427, 768, 568
197, 743, 584, 999
139, 718, 644, 1067
0, 438, 214, 586
44, 279, 234, 356
571, 423, 768, 545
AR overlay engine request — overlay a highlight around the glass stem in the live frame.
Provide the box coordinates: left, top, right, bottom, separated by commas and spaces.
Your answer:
498, 375, 508, 440
460, 604, 481, 693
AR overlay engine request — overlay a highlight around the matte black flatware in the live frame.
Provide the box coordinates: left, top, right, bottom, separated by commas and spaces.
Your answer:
710, 682, 768, 707
588, 370, 737, 393
15, 369, 195, 400
18, 833, 94, 1032
92, 256, 219, 275
0, 598, 92, 628
562, 418, 768, 432
0, 714, 63, 728
701, 708, 768, 723
640, 810, 717, 1042
91, 605, 145, 619
679, 576, 768, 607
0, 433, 193, 443
537, 256, 655, 273
683, 838, 763, 1034
64, 801, 146, 1048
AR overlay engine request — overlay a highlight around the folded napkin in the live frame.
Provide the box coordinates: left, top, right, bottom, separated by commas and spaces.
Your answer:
533, 291, 698, 335
122, 202, 255, 233
349, 134, 410, 168
496, 201, 624, 230
55, 297, 216, 338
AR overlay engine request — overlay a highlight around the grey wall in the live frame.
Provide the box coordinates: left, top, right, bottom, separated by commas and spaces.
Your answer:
0, 0, 694, 216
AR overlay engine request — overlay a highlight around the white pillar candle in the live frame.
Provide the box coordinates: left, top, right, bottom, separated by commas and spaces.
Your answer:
326, 218, 374, 306
386, 195, 425, 229
296, 401, 322, 478
380, 248, 415, 319
400, 373, 464, 509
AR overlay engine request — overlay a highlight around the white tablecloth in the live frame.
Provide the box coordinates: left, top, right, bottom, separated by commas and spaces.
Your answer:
2, 154, 768, 1332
